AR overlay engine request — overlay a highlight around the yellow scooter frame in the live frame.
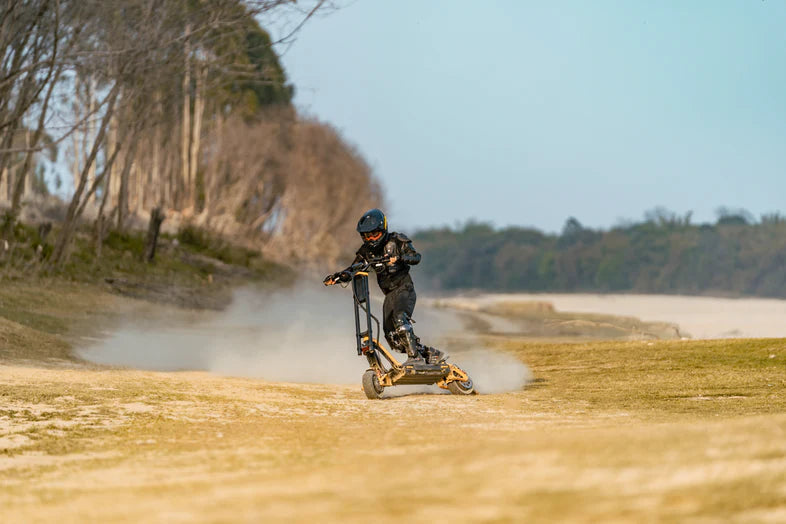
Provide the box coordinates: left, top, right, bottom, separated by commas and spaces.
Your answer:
339, 266, 475, 398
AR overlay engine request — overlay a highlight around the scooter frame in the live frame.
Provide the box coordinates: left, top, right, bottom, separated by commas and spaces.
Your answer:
349, 269, 470, 390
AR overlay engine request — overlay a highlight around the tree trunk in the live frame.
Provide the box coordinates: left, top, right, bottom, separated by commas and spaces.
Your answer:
108, 124, 121, 210
94, 147, 117, 260
116, 128, 140, 231
71, 128, 81, 193
76, 143, 121, 220
0, 117, 20, 192
85, 76, 97, 203
0, 167, 7, 202
132, 151, 143, 215
22, 130, 32, 195
180, 23, 191, 210
160, 135, 170, 209
189, 61, 205, 211
203, 111, 222, 218
105, 111, 117, 207
151, 128, 160, 205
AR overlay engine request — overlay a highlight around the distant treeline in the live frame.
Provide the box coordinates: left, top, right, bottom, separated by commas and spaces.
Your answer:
412, 209, 786, 297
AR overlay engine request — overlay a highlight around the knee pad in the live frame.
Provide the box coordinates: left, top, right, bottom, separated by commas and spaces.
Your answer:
385, 331, 406, 353
384, 330, 398, 345
390, 315, 420, 355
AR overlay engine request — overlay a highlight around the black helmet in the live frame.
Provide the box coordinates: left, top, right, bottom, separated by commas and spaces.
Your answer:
357, 208, 388, 247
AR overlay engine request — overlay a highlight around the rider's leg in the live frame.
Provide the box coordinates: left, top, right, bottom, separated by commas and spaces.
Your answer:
393, 313, 421, 361
388, 283, 446, 363
383, 283, 420, 359
383, 283, 447, 363
382, 293, 401, 352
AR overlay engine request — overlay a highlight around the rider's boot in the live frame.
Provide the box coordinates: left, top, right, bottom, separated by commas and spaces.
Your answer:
411, 333, 446, 364
385, 332, 404, 354
396, 321, 424, 364
403, 334, 422, 364
424, 346, 447, 364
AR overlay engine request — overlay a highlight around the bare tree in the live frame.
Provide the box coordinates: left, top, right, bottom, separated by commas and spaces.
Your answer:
2, 0, 384, 271
0, 0, 60, 194
198, 110, 381, 263
3, 0, 69, 237
50, 82, 119, 265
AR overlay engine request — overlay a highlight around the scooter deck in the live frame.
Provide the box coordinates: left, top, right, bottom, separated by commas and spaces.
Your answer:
391, 361, 451, 385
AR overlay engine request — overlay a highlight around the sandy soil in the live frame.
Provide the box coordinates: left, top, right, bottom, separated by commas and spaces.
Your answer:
435, 293, 786, 339
3, 285, 786, 522
2, 345, 786, 523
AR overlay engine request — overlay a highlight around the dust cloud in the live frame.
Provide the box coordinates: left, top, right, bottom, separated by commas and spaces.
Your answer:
78, 282, 531, 395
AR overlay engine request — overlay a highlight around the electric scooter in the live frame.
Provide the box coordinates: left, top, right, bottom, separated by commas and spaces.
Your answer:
324, 258, 475, 399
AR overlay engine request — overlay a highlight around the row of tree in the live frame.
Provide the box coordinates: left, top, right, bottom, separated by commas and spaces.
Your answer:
0, 0, 380, 268
412, 210, 786, 298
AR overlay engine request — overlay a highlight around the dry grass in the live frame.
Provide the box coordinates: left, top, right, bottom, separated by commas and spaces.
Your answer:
2, 333, 786, 522
0, 279, 203, 364
0, 280, 117, 363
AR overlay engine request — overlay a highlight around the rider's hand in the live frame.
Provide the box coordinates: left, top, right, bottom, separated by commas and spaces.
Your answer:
387, 256, 398, 266
324, 271, 351, 285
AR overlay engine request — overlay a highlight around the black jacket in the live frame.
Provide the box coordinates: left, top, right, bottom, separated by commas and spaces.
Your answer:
350, 232, 421, 294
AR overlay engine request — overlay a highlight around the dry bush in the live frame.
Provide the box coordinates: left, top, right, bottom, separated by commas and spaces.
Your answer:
198, 110, 383, 265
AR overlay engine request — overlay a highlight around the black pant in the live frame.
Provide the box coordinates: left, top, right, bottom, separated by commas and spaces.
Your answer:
382, 281, 417, 337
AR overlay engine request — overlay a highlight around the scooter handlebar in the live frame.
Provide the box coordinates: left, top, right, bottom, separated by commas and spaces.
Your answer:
323, 256, 391, 286
323, 271, 351, 286
365, 255, 390, 269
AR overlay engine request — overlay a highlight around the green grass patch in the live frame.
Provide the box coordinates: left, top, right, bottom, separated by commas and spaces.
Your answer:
498, 337, 786, 417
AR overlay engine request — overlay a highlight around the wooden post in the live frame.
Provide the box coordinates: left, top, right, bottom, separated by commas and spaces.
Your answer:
144, 206, 165, 263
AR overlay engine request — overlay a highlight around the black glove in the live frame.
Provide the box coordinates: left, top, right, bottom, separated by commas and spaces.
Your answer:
323, 271, 351, 286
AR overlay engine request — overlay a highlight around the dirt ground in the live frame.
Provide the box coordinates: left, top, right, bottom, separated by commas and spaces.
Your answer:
3, 283, 786, 522
3, 335, 786, 523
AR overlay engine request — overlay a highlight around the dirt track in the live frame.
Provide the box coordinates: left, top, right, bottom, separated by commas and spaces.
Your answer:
3, 335, 786, 522
3, 285, 786, 522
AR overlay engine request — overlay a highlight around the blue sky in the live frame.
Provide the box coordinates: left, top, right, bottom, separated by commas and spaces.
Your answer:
276, 1, 786, 233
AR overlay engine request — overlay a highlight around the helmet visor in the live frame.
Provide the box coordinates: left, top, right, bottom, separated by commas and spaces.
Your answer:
362, 230, 384, 242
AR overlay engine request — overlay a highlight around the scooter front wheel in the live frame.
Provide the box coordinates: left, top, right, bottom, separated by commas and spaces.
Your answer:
362, 369, 384, 399
447, 376, 476, 395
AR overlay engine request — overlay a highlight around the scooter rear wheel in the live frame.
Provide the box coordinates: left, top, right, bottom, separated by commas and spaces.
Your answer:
362, 369, 384, 399
447, 376, 476, 395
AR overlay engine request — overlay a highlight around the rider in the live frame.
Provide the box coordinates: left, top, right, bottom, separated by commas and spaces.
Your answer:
324, 208, 445, 365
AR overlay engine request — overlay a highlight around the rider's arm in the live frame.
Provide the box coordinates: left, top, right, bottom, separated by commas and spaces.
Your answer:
396, 234, 421, 265
324, 251, 366, 285
349, 251, 366, 267
340, 251, 366, 275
